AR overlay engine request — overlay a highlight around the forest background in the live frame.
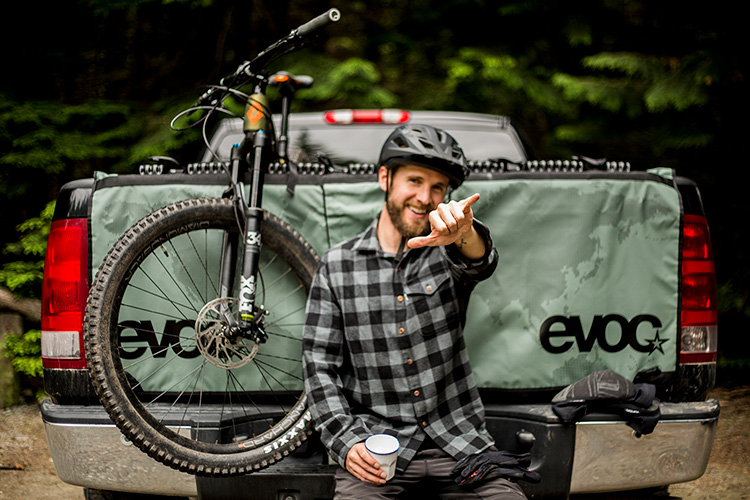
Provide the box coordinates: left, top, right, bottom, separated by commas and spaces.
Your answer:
0, 0, 748, 397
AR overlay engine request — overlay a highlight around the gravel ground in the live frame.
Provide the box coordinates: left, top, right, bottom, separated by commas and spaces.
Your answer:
1, 386, 748, 500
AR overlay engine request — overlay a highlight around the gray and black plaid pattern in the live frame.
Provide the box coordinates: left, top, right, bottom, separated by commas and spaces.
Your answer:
303, 217, 499, 472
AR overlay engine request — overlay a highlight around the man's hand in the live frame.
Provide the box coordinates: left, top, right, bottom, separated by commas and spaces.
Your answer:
407, 193, 485, 259
346, 442, 387, 484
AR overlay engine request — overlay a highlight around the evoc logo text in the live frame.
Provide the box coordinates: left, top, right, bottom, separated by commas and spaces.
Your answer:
118, 320, 200, 359
539, 314, 668, 355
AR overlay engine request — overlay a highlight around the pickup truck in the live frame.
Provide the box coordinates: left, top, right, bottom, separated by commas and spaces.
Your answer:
40, 109, 719, 500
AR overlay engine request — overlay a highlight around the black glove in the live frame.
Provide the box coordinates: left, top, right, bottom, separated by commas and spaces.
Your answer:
451, 450, 541, 486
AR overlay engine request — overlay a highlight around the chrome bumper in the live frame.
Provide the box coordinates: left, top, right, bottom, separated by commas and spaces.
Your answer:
41, 400, 197, 497
42, 397, 719, 498
569, 399, 719, 494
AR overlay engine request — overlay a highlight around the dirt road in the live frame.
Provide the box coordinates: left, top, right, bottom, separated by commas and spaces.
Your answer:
1, 386, 748, 500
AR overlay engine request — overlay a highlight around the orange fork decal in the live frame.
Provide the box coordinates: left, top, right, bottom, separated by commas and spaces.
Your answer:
246, 100, 265, 126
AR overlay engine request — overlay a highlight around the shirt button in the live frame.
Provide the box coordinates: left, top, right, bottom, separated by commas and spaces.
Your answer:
399, 327, 405, 334
421, 420, 428, 428
397, 295, 404, 302
406, 358, 414, 365
413, 390, 420, 397
426, 285, 433, 292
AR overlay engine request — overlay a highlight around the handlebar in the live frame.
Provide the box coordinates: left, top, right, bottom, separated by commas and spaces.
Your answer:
237, 8, 341, 80
295, 8, 341, 37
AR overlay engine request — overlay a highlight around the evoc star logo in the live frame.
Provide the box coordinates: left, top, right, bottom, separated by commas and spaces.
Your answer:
645, 329, 668, 355
539, 314, 669, 356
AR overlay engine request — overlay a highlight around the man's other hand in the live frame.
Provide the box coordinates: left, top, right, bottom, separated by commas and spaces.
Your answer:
346, 442, 388, 484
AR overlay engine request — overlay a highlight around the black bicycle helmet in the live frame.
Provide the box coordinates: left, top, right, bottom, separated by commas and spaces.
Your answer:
379, 124, 469, 188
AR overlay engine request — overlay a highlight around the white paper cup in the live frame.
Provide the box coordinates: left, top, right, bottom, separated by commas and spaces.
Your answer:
365, 434, 400, 481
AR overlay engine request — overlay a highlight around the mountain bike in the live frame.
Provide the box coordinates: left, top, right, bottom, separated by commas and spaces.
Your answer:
84, 9, 340, 477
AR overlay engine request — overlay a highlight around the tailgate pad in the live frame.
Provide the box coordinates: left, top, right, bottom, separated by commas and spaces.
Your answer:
90, 169, 682, 391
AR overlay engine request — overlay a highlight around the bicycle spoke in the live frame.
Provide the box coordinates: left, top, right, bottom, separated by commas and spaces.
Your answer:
185, 230, 220, 302
226, 370, 263, 417
251, 359, 302, 423
254, 357, 304, 386
158, 359, 207, 425
264, 328, 304, 342
142, 362, 206, 408
121, 341, 197, 371
155, 240, 208, 315
124, 283, 195, 313
261, 284, 305, 313
261, 264, 293, 291
255, 351, 304, 365
268, 305, 307, 326
178, 362, 207, 428
134, 260, 196, 320
119, 301, 192, 322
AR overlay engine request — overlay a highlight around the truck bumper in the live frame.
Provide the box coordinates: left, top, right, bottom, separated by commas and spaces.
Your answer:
40, 399, 198, 497
484, 398, 720, 498
41, 398, 719, 499
568, 399, 720, 494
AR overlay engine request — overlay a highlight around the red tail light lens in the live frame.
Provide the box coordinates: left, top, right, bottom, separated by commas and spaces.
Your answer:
682, 275, 716, 311
680, 214, 717, 364
324, 109, 410, 125
682, 219, 712, 260
41, 218, 88, 369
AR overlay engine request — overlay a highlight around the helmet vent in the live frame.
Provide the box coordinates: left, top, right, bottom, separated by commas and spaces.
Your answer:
419, 139, 435, 150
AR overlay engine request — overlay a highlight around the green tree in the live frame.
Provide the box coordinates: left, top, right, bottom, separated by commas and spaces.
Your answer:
2, 330, 42, 380
0, 203, 52, 394
0, 201, 55, 299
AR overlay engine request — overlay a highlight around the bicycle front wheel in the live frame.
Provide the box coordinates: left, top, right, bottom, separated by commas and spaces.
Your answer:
84, 198, 319, 476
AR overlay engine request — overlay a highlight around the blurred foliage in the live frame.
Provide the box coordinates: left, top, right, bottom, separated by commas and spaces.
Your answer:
296, 57, 398, 108
0, 201, 55, 299
0, 200, 55, 385
0, 203, 54, 387
1, 330, 43, 379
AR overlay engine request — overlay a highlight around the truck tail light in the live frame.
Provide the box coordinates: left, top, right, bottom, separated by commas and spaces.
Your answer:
323, 109, 410, 124
679, 214, 717, 364
41, 218, 89, 369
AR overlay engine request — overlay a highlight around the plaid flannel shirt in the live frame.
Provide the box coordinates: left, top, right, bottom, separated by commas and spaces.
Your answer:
302, 216, 499, 471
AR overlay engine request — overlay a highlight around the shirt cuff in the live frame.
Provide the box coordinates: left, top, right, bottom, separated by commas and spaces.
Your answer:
331, 428, 370, 469
444, 219, 495, 269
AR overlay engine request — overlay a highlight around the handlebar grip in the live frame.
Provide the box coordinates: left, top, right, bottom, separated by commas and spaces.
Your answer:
296, 8, 341, 37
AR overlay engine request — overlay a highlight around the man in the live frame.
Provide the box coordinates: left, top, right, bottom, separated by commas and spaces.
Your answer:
303, 124, 529, 499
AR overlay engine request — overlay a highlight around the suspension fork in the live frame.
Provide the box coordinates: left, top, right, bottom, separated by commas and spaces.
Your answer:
237, 129, 267, 337
217, 144, 244, 301
216, 130, 267, 341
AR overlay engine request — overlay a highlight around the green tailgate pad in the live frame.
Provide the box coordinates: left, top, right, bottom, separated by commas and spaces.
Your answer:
90, 169, 681, 391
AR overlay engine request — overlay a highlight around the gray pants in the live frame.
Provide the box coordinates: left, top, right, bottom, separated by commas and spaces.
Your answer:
334, 448, 528, 500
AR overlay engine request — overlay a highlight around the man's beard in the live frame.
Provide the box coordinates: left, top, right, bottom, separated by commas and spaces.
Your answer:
386, 197, 432, 240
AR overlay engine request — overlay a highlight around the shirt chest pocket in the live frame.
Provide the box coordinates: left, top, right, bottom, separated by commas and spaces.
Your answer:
404, 273, 460, 338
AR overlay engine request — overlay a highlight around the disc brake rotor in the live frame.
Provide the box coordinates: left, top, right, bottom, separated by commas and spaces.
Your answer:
195, 297, 259, 369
